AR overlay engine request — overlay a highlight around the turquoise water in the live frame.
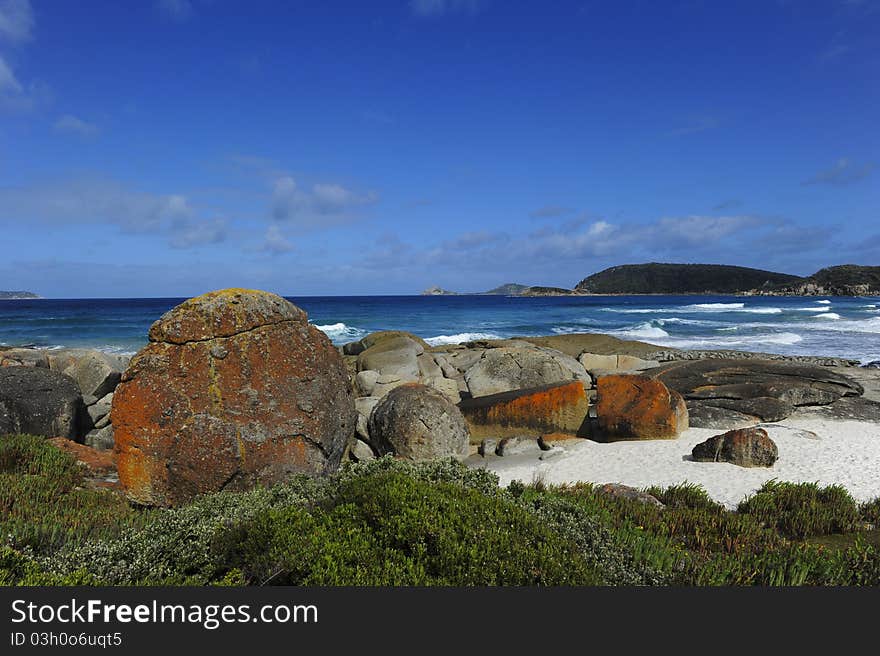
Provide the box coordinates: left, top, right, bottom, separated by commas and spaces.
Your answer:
1, 294, 879, 363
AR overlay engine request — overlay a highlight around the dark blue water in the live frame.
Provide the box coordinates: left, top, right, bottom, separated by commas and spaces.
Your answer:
2, 294, 879, 362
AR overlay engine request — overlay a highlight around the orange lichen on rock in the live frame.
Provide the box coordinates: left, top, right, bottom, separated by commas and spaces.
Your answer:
48, 437, 116, 476
595, 374, 688, 441
458, 381, 590, 441
112, 288, 356, 507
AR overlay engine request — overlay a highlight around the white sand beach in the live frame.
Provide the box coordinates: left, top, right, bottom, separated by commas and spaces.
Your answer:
473, 411, 880, 508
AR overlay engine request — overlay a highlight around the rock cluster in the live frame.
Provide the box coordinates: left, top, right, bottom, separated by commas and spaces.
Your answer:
344, 333, 698, 458
0, 347, 128, 445
345, 334, 600, 457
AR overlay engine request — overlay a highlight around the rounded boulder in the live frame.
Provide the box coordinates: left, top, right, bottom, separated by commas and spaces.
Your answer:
0, 367, 85, 439
112, 289, 357, 506
368, 383, 470, 461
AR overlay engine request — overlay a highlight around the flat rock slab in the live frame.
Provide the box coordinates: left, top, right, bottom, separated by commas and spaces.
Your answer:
458, 381, 590, 442
647, 359, 863, 427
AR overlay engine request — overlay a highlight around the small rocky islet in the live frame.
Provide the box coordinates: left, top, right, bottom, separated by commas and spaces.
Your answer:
1, 287, 877, 507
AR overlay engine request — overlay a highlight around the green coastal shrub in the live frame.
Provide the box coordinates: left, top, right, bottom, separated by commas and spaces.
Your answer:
220, 470, 600, 586
0, 434, 83, 488
0, 435, 144, 554
645, 482, 725, 513
44, 476, 321, 585
859, 497, 880, 527
513, 486, 681, 585
737, 481, 860, 539
5, 437, 879, 588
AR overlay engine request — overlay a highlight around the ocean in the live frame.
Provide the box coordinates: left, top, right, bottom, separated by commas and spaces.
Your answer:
2, 294, 880, 364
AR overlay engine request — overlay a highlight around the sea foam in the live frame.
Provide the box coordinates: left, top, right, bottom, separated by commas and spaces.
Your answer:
314, 322, 367, 342
425, 332, 503, 346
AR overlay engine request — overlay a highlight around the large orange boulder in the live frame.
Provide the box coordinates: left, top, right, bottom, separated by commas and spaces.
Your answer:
458, 381, 590, 442
596, 374, 687, 440
112, 289, 356, 506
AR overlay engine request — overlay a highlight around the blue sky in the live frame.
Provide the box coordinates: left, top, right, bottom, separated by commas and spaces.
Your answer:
0, 0, 877, 297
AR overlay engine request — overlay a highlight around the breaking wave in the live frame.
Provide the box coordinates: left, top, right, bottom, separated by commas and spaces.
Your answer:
314, 322, 368, 343
425, 332, 504, 346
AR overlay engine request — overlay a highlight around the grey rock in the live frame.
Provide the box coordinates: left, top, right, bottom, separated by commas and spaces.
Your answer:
0, 367, 85, 439
495, 436, 541, 457
357, 336, 421, 379
578, 352, 658, 374
371, 372, 418, 398
596, 483, 665, 508
417, 353, 444, 379
350, 439, 376, 462
86, 392, 113, 426
0, 348, 50, 368
648, 358, 863, 424
686, 402, 759, 430
84, 424, 115, 451
355, 370, 380, 397
368, 384, 470, 461
478, 438, 497, 457
354, 396, 380, 442
699, 397, 793, 423
423, 376, 461, 404
795, 396, 880, 422
47, 349, 128, 399
464, 346, 589, 398
578, 353, 618, 372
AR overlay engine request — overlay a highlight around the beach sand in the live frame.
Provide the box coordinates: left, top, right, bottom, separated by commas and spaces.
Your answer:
469, 409, 880, 508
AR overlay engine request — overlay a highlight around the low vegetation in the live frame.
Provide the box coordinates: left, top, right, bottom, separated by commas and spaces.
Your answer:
2, 435, 879, 586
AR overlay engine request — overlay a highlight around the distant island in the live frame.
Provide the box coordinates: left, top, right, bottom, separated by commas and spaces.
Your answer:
424, 263, 880, 297
748, 265, 880, 297
574, 263, 802, 295
0, 291, 41, 300
422, 283, 539, 296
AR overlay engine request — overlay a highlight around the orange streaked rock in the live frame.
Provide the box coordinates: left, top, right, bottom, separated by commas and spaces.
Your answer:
458, 381, 590, 442
596, 374, 687, 440
112, 289, 356, 507
48, 437, 116, 477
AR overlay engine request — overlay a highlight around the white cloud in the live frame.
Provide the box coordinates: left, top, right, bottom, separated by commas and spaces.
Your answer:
169, 218, 226, 249
0, 53, 51, 113
0, 0, 33, 45
0, 53, 20, 92
156, 0, 193, 22
802, 158, 874, 186
271, 175, 378, 226
53, 114, 99, 137
0, 178, 205, 241
410, 0, 487, 18
260, 224, 294, 255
